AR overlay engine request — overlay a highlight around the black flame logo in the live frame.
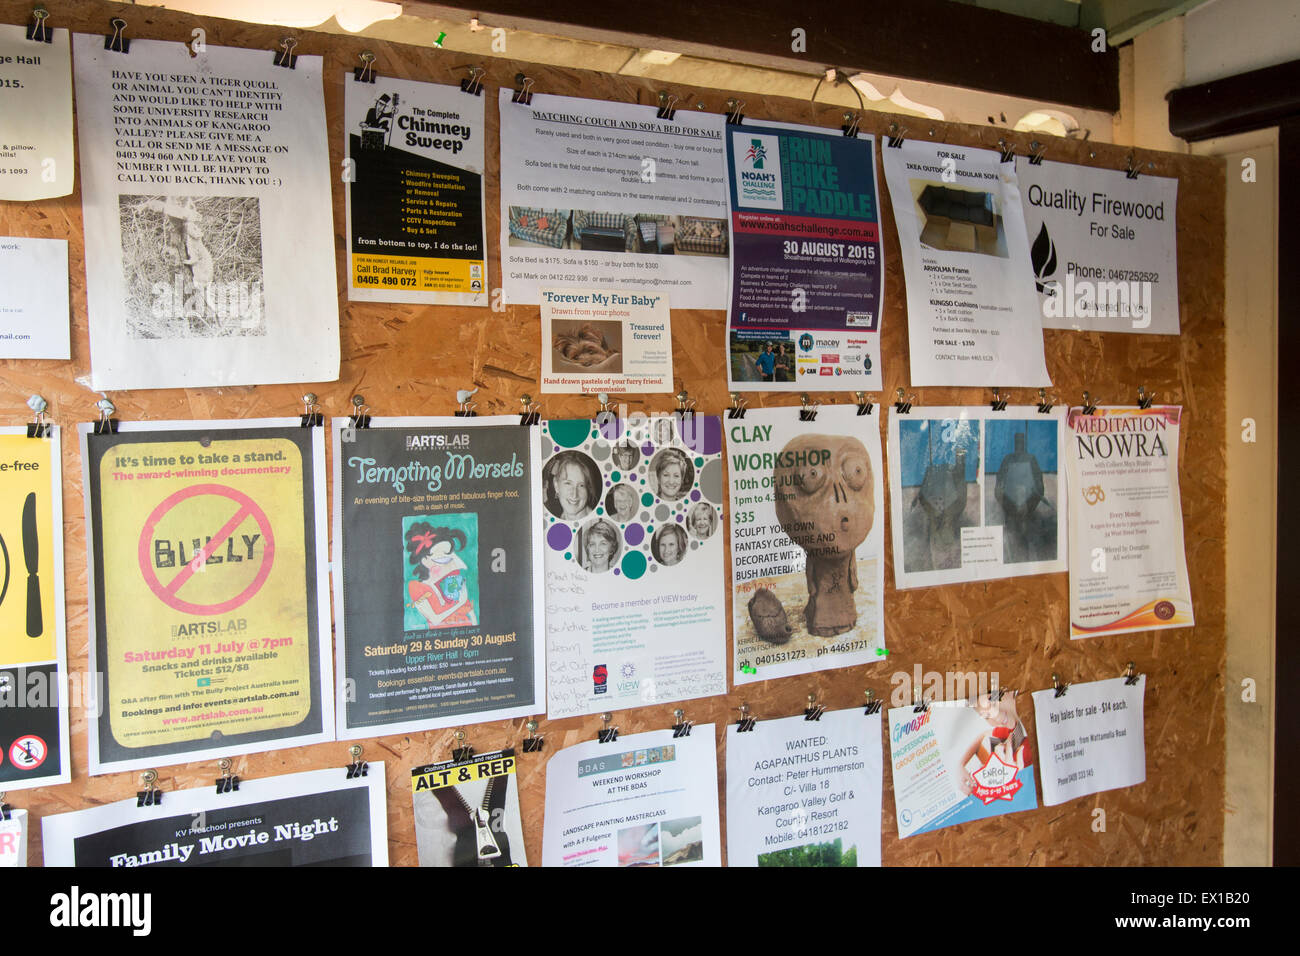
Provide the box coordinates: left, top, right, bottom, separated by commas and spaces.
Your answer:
1030, 222, 1058, 293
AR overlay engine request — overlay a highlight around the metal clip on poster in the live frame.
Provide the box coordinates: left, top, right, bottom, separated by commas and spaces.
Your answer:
990, 388, 1009, 412
349, 395, 372, 430
1036, 389, 1056, 414
519, 394, 540, 427
27, 6, 52, 43
354, 50, 377, 84
1052, 673, 1070, 699
104, 17, 129, 54
273, 37, 298, 69
594, 392, 615, 428
998, 138, 1017, 164
735, 702, 757, 733
1137, 386, 1156, 410
522, 719, 544, 753
798, 393, 819, 423
912, 687, 928, 714
597, 713, 619, 744
300, 393, 323, 428
864, 689, 882, 716
1124, 661, 1142, 686
26, 395, 51, 439
137, 770, 163, 808
854, 391, 875, 416
346, 744, 369, 778
454, 387, 478, 418
842, 111, 861, 138
1028, 140, 1046, 166
674, 389, 696, 425
886, 122, 907, 148
657, 91, 679, 121
671, 708, 693, 738
0, 794, 9, 820
804, 693, 825, 722
93, 399, 118, 435
511, 73, 535, 106
451, 730, 475, 763
1126, 152, 1141, 180
460, 66, 485, 97
726, 98, 745, 125
1081, 391, 1099, 415
215, 758, 240, 795
894, 388, 915, 414
728, 392, 748, 420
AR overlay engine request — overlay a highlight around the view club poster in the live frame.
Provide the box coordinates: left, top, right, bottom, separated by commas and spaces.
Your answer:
0, 427, 69, 791
80, 420, 332, 775
344, 75, 487, 305
332, 417, 543, 738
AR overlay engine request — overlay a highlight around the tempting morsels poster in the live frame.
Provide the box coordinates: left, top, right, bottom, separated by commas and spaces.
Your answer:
541, 415, 727, 718
726, 406, 885, 684
0, 427, 70, 791
1066, 406, 1193, 636
726, 121, 883, 392
344, 75, 487, 305
332, 416, 543, 737
79, 420, 332, 775
72, 37, 338, 390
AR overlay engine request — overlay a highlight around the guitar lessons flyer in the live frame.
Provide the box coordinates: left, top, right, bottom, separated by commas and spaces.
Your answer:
0, 427, 69, 791
80, 420, 332, 775
726, 406, 885, 684
345, 75, 487, 305
726, 121, 883, 392
332, 416, 543, 737
1066, 405, 1193, 636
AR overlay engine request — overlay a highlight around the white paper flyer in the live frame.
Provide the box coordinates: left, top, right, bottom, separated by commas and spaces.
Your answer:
541, 416, 727, 719
1066, 405, 1193, 636
1017, 157, 1179, 334
1033, 676, 1147, 806
0, 24, 74, 200
0, 237, 70, 359
499, 91, 728, 309
887, 406, 1067, 589
73, 36, 338, 390
727, 406, 885, 683
540, 287, 673, 393
881, 140, 1049, 386
0, 808, 26, 867
725, 709, 882, 866
542, 725, 721, 867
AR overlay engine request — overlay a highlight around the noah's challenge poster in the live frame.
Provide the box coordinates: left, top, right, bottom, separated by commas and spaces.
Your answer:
81, 420, 331, 774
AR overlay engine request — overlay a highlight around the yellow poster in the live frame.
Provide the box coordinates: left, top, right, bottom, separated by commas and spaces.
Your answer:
84, 422, 329, 773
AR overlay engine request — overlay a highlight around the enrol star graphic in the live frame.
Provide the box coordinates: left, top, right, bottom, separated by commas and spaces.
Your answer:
971, 753, 1024, 804
137, 483, 276, 615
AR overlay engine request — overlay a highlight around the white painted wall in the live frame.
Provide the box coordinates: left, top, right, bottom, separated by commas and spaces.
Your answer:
1185, 0, 1300, 84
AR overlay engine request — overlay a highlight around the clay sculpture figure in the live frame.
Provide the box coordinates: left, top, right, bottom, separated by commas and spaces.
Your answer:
747, 587, 793, 644
995, 432, 1045, 563
913, 447, 968, 570
773, 434, 875, 636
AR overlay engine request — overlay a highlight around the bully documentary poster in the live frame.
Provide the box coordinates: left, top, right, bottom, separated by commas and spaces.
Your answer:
726, 406, 885, 685
726, 121, 883, 392
80, 420, 332, 775
344, 74, 487, 306
333, 417, 544, 738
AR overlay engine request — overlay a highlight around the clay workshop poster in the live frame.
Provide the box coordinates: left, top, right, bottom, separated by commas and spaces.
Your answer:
411, 749, 526, 866
887, 406, 1067, 589
881, 140, 1049, 387
0, 427, 69, 791
0, 22, 74, 200
42, 764, 388, 866
72, 36, 338, 389
889, 694, 1038, 838
498, 90, 729, 309
333, 416, 543, 738
1066, 406, 1193, 636
726, 708, 882, 867
726, 120, 883, 392
80, 420, 332, 775
1016, 157, 1179, 334
542, 726, 721, 867
540, 416, 727, 719
726, 406, 884, 684
1033, 676, 1146, 806
344, 74, 487, 305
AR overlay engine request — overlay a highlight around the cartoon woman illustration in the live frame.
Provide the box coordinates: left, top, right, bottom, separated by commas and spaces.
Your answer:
581, 519, 620, 574
652, 524, 688, 567
405, 523, 476, 628
687, 501, 717, 539
650, 448, 693, 501
542, 450, 599, 521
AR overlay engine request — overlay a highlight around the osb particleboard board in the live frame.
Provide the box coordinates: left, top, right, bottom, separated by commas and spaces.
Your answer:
0, 0, 1225, 867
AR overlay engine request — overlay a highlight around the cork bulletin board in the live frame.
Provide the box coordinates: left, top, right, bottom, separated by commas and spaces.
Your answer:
0, 0, 1226, 866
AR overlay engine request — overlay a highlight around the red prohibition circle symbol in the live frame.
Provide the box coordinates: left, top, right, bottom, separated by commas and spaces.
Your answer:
137, 483, 276, 616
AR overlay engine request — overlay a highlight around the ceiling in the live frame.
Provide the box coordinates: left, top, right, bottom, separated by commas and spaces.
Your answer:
952, 0, 1215, 44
